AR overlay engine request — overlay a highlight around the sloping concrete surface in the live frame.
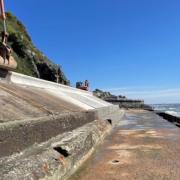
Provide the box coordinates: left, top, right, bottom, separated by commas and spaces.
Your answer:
70, 110, 180, 180
0, 81, 83, 123
9, 71, 111, 110
0, 71, 113, 122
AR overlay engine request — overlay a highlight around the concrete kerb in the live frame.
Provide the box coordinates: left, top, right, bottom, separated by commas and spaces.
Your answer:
95, 105, 120, 118
9, 71, 93, 95
0, 111, 97, 158
94, 105, 125, 126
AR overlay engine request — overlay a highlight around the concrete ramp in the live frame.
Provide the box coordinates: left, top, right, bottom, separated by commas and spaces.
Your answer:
0, 81, 83, 123
9, 71, 111, 110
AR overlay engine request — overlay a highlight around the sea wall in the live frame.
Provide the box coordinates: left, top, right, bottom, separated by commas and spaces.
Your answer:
0, 108, 124, 180
0, 71, 125, 180
105, 98, 152, 110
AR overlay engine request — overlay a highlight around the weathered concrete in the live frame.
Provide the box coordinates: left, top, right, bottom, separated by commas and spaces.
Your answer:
0, 71, 121, 156
0, 91, 122, 158
70, 110, 180, 180
0, 111, 98, 157
9, 71, 111, 110
0, 71, 125, 179
0, 112, 124, 180
0, 81, 82, 123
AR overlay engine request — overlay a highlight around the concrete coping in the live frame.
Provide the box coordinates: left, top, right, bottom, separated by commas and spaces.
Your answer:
9, 71, 93, 95
0, 111, 97, 158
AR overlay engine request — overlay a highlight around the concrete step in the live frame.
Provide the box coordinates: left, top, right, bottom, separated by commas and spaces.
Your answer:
0, 119, 112, 180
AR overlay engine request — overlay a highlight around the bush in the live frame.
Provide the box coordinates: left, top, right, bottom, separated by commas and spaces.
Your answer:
8, 33, 26, 57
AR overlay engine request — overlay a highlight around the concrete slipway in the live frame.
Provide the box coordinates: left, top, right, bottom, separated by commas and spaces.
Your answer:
70, 110, 180, 180
0, 70, 124, 179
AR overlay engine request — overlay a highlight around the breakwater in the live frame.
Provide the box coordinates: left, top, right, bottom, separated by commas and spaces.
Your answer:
105, 97, 152, 110
156, 112, 180, 127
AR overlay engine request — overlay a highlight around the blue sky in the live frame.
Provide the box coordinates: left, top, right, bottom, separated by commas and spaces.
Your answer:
5, 0, 180, 103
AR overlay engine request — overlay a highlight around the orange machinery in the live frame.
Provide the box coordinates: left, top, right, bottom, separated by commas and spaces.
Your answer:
76, 80, 89, 91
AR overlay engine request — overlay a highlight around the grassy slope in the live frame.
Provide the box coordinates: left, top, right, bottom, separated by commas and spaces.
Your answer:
0, 12, 69, 85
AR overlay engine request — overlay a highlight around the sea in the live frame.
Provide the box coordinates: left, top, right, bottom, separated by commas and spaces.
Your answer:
152, 104, 180, 118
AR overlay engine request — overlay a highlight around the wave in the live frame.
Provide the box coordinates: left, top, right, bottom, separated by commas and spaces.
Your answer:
165, 111, 180, 117
152, 104, 180, 117
169, 108, 176, 110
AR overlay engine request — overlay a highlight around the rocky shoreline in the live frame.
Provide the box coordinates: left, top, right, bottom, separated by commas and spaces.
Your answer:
93, 89, 153, 110
156, 111, 180, 128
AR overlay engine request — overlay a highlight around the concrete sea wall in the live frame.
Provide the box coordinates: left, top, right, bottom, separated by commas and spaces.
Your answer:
0, 70, 125, 180
0, 107, 124, 180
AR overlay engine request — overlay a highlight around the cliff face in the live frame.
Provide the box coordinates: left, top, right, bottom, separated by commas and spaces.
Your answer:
1, 12, 69, 85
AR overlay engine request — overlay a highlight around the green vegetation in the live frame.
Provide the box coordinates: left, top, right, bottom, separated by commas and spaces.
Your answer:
0, 12, 69, 85
93, 89, 126, 99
